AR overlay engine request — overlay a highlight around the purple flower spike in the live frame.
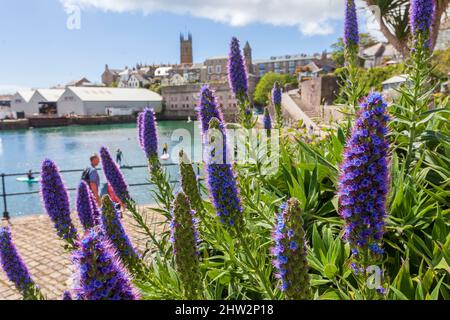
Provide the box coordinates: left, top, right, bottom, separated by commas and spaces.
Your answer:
205, 118, 243, 228
76, 181, 96, 230
263, 108, 272, 130
410, 0, 435, 45
100, 147, 130, 202
40, 159, 78, 249
272, 81, 283, 128
170, 192, 202, 299
139, 108, 159, 159
137, 112, 144, 149
101, 195, 139, 270
228, 37, 248, 99
197, 84, 224, 134
344, 0, 359, 49
272, 82, 282, 106
338, 92, 390, 263
73, 227, 140, 300
0, 227, 41, 299
63, 290, 72, 300
89, 190, 101, 225
272, 199, 310, 300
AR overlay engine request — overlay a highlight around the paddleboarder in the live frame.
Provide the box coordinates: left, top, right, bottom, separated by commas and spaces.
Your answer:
116, 148, 123, 166
27, 170, 34, 180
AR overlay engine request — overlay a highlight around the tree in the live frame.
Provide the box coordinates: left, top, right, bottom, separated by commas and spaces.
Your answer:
253, 73, 298, 107
364, 0, 449, 56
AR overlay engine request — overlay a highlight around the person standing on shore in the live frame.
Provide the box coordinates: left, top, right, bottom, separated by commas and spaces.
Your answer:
81, 154, 101, 205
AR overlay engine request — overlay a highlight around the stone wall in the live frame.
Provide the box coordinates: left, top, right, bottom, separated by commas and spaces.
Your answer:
300, 75, 338, 108
0, 115, 137, 130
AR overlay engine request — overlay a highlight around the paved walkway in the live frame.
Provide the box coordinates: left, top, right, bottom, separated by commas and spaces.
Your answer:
0, 208, 164, 300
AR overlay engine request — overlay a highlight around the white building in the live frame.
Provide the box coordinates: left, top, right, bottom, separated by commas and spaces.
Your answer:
162, 73, 187, 86
0, 107, 16, 120
128, 74, 150, 88
154, 67, 173, 78
382, 74, 409, 91
27, 89, 65, 116
57, 87, 163, 116
118, 68, 132, 88
10, 90, 35, 117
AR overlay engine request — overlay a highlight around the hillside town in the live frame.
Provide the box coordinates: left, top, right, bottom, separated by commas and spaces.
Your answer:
1, 29, 449, 130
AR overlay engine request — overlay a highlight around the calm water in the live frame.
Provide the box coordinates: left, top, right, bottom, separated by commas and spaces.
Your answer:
0, 121, 202, 217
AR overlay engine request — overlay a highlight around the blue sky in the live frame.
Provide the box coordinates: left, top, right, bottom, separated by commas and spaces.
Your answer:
0, 0, 374, 93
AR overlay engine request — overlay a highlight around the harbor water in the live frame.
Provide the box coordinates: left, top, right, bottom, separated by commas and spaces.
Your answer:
0, 121, 203, 217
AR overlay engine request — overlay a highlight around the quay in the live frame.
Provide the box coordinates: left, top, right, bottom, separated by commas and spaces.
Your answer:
0, 115, 138, 130
0, 208, 164, 300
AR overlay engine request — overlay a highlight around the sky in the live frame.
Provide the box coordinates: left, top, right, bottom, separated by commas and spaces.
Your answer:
0, 0, 378, 94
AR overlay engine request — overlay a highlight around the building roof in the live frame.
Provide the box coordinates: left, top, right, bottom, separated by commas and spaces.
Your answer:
382, 74, 409, 85
155, 67, 173, 76
205, 55, 228, 61
66, 77, 91, 86
362, 43, 384, 57
0, 94, 13, 101
66, 87, 162, 102
383, 44, 399, 57
254, 54, 313, 64
15, 90, 35, 102
35, 89, 65, 102
362, 42, 399, 58
130, 74, 150, 83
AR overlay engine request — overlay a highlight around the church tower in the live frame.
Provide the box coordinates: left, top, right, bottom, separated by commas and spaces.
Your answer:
243, 41, 253, 74
180, 32, 193, 65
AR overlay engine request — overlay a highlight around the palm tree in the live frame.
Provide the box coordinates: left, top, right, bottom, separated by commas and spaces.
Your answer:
364, 0, 449, 56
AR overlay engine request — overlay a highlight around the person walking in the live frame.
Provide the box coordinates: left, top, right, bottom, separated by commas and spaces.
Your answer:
81, 154, 101, 205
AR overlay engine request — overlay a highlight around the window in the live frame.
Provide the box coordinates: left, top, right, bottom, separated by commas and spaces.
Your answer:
208, 66, 214, 74
216, 65, 222, 74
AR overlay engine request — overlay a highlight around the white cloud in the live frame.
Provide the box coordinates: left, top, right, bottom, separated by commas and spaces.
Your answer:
60, 0, 346, 36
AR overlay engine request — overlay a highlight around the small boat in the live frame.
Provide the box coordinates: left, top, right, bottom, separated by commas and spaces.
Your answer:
160, 154, 170, 161
187, 116, 192, 123
16, 176, 40, 183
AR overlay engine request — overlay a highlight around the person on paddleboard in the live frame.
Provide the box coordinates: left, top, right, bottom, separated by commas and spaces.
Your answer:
116, 148, 123, 166
27, 170, 34, 180
162, 143, 168, 156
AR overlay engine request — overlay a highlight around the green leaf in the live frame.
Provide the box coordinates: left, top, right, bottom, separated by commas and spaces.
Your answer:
324, 264, 338, 279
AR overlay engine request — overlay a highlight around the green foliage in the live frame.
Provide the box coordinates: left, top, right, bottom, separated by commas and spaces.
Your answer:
149, 83, 161, 94
331, 33, 378, 67
129, 33, 449, 300
253, 72, 297, 107
431, 47, 450, 80
335, 63, 406, 97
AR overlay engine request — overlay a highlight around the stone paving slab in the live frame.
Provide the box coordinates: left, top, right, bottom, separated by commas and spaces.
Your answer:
0, 207, 165, 300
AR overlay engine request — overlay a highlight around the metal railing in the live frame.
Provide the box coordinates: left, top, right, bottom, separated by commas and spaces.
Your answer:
1, 163, 201, 220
